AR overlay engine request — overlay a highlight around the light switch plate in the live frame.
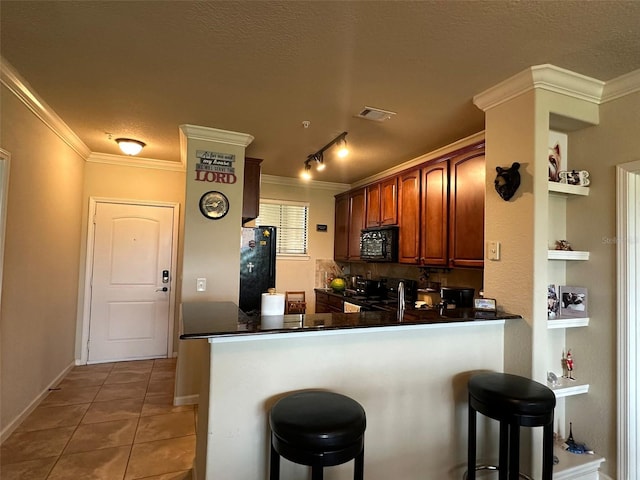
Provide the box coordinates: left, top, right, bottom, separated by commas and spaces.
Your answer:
488, 241, 501, 261
196, 278, 207, 292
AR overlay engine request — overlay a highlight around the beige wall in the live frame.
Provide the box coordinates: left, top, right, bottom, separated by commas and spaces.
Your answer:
565, 90, 640, 477
260, 176, 349, 313
0, 85, 85, 435
78, 161, 186, 357
174, 127, 251, 403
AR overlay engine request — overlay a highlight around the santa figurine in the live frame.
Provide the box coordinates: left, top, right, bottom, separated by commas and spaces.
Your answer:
564, 349, 575, 381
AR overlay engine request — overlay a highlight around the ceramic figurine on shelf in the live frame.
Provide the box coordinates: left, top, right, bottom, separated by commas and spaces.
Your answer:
563, 422, 594, 454
563, 349, 576, 381
555, 239, 573, 251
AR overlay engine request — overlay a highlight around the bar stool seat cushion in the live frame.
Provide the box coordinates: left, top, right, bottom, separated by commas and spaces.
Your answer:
270, 391, 366, 451
469, 372, 556, 423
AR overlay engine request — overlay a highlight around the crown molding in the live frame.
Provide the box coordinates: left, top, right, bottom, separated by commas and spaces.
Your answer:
474, 64, 605, 112
87, 152, 186, 172
179, 124, 254, 147
261, 174, 350, 192
602, 68, 640, 103
0, 57, 91, 159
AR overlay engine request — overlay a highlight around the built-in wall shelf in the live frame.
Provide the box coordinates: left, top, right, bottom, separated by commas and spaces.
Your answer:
550, 379, 590, 398
548, 317, 590, 329
548, 182, 590, 196
548, 250, 590, 261
553, 446, 605, 480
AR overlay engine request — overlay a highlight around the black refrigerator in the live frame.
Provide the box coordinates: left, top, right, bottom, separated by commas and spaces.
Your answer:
239, 226, 277, 315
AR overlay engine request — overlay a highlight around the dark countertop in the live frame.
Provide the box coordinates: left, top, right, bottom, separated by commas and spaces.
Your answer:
180, 301, 520, 340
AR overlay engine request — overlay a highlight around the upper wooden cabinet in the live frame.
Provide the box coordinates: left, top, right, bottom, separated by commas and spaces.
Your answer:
242, 157, 262, 225
334, 188, 366, 261
334, 141, 485, 268
398, 169, 421, 263
448, 149, 485, 268
348, 188, 366, 260
421, 159, 449, 266
366, 177, 398, 227
334, 193, 349, 261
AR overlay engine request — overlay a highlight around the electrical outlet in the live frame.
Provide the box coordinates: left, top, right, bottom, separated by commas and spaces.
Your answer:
196, 278, 207, 292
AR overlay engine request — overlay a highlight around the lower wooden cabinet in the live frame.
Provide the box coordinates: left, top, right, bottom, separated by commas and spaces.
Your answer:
315, 291, 344, 313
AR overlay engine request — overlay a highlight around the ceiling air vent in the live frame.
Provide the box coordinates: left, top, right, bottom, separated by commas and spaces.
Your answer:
356, 106, 396, 122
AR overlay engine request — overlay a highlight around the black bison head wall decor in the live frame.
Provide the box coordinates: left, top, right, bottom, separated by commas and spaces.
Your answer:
494, 162, 521, 201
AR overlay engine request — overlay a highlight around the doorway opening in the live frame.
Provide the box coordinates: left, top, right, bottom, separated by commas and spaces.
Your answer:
616, 160, 640, 478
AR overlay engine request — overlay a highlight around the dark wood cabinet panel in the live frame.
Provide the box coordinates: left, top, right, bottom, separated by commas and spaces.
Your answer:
348, 188, 366, 259
398, 169, 421, 264
365, 183, 381, 228
316, 291, 343, 313
421, 160, 449, 266
380, 177, 398, 225
242, 157, 262, 225
449, 150, 485, 268
334, 193, 349, 261
365, 177, 397, 227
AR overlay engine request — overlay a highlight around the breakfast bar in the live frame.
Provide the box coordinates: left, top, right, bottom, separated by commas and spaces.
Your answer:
181, 302, 519, 480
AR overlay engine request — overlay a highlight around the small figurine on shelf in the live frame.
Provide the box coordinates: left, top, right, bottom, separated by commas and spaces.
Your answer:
563, 422, 594, 454
562, 349, 576, 381
555, 239, 573, 251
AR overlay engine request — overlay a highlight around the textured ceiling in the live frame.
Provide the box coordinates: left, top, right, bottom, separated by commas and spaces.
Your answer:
2, 1, 640, 184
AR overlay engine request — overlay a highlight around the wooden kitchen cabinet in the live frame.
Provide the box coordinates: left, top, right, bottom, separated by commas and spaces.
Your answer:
448, 148, 485, 268
366, 177, 398, 227
334, 193, 349, 261
348, 188, 366, 259
398, 168, 421, 264
242, 157, 262, 225
421, 159, 449, 266
315, 290, 344, 313
333, 188, 366, 261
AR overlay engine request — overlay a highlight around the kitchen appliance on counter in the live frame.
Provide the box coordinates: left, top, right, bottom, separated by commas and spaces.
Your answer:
355, 278, 383, 298
360, 226, 398, 262
240, 227, 277, 315
440, 286, 475, 308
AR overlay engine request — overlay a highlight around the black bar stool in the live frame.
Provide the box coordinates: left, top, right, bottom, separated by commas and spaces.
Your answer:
269, 390, 366, 480
466, 372, 556, 480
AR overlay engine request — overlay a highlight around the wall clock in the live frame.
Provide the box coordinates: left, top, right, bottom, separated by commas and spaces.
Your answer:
199, 191, 229, 220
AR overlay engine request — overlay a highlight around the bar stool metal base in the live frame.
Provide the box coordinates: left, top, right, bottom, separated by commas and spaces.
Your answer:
466, 372, 556, 480
463, 465, 533, 480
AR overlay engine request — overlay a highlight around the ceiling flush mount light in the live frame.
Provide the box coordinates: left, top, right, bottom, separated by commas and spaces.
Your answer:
115, 138, 146, 156
300, 132, 348, 180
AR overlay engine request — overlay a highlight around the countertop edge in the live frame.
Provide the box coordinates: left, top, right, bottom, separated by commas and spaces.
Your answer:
185, 318, 508, 343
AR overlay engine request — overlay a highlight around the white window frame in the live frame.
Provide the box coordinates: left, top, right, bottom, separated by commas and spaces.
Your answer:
256, 199, 310, 260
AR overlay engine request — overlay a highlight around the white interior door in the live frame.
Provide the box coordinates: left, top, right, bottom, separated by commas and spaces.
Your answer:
88, 202, 174, 363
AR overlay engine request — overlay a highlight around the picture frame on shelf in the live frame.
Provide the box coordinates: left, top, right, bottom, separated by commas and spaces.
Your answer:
548, 284, 560, 318
559, 286, 588, 317
548, 130, 568, 182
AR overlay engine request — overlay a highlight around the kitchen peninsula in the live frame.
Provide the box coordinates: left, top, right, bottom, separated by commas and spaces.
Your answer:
181, 301, 519, 480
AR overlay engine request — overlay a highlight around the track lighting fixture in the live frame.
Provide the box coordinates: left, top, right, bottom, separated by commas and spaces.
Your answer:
300, 132, 348, 180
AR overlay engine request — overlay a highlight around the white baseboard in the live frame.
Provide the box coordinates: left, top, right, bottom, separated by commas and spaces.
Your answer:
0, 361, 75, 443
174, 394, 199, 406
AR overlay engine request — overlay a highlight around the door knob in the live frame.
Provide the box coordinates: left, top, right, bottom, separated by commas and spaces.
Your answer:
156, 287, 168, 292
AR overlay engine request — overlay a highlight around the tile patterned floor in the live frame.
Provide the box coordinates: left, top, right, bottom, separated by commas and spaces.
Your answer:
0, 358, 195, 480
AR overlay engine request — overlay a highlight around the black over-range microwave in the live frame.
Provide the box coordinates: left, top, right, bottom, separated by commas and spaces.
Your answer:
360, 226, 399, 262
